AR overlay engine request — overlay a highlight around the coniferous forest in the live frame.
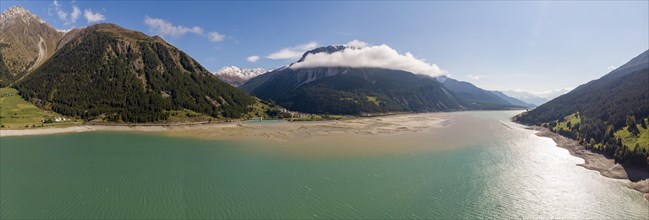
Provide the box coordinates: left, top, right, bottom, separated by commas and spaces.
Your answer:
516, 68, 649, 169
14, 24, 257, 122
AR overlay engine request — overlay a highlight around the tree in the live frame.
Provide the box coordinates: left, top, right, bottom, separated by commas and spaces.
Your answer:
589, 138, 597, 147
604, 125, 615, 141
627, 115, 637, 127
627, 115, 639, 136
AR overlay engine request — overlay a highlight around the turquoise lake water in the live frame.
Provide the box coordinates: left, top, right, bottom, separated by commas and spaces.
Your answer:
1, 111, 647, 219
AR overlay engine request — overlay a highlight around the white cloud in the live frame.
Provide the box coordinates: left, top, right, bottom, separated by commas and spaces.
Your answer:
52, 0, 68, 21
143, 16, 203, 38
607, 65, 617, 70
267, 42, 318, 60
84, 9, 105, 23
247, 55, 260, 63
346, 39, 368, 48
467, 74, 486, 80
70, 6, 81, 23
208, 32, 225, 42
290, 40, 446, 77
49, 1, 101, 25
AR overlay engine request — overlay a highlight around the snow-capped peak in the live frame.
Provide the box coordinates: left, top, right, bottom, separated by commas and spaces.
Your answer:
214, 66, 267, 80
0, 5, 46, 25
3, 6, 30, 17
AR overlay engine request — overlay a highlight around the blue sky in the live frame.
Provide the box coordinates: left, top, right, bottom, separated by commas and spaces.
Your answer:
2, 1, 648, 94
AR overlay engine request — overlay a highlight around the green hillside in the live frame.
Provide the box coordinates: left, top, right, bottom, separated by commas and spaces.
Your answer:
516, 50, 649, 168
14, 24, 260, 123
244, 67, 464, 115
243, 45, 527, 115
0, 87, 74, 129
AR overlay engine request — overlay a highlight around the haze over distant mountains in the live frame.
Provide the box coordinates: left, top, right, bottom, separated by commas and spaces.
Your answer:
502, 91, 549, 106
501, 89, 571, 106
435, 75, 535, 109
490, 91, 536, 108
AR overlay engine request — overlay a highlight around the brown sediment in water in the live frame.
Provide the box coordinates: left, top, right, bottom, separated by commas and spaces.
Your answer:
0, 113, 457, 157
0, 112, 542, 159
163, 113, 446, 141
526, 126, 649, 202
64, 114, 446, 158
159, 113, 459, 158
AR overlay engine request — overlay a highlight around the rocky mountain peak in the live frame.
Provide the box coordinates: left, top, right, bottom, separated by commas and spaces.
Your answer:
215, 66, 267, 79
0, 5, 65, 84
214, 66, 267, 87
296, 45, 350, 63
0, 5, 46, 25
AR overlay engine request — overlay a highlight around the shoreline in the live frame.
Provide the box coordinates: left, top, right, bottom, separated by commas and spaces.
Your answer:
0, 121, 251, 137
0, 112, 434, 138
0, 115, 367, 137
0, 124, 170, 137
0, 110, 483, 138
525, 125, 649, 202
0, 112, 455, 157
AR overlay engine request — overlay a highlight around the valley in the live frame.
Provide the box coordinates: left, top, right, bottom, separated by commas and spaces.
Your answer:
0, 2, 648, 219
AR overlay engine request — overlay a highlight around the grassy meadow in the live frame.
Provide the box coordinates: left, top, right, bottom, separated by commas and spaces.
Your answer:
0, 87, 76, 129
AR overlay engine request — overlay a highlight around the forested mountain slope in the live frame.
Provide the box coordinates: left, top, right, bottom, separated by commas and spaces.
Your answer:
15, 23, 259, 122
243, 45, 526, 114
435, 75, 529, 109
516, 50, 649, 168
245, 66, 463, 114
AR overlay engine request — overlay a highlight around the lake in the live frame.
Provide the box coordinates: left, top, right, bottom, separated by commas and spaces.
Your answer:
1, 111, 647, 219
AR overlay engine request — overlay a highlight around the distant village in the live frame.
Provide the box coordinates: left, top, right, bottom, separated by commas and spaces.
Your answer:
41, 116, 70, 123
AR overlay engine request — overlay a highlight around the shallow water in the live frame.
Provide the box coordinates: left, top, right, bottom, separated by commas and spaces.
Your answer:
1, 111, 647, 219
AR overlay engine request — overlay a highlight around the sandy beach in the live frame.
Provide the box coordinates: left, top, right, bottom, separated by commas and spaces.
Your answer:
527, 126, 649, 202
0, 113, 449, 140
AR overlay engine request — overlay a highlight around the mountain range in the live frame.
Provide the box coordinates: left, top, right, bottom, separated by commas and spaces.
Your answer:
2, 5, 646, 169
242, 45, 530, 114
435, 75, 535, 109
490, 91, 536, 108
0, 5, 547, 122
